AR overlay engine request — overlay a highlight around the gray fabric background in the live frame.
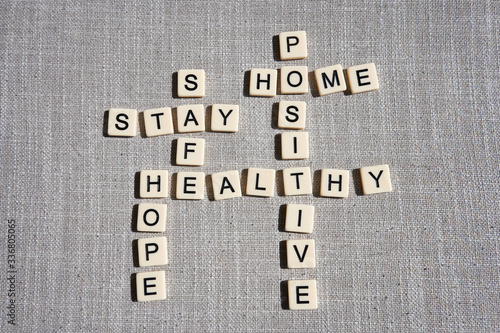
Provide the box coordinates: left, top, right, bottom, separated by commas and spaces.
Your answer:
1, 1, 499, 332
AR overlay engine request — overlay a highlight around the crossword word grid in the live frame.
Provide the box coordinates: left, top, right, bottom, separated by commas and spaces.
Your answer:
106, 31, 392, 309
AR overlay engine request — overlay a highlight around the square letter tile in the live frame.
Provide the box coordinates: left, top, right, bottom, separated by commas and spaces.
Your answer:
107, 108, 137, 137
136, 270, 166, 302
283, 167, 312, 196
138, 236, 168, 267
176, 104, 205, 133
143, 107, 174, 137
249, 68, 277, 97
278, 101, 306, 129
176, 172, 205, 200
176, 138, 205, 166
288, 280, 317, 310
314, 64, 346, 96
287, 239, 316, 268
211, 170, 242, 200
177, 69, 205, 98
346, 63, 379, 94
211, 104, 239, 132
279, 31, 307, 60
281, 132, 309, 159
320, 169, 349, 198
140, 170, 168, 198
246, 168, 275, 197
285, 204, 314, 234
280, 66, 308, 94
360, 164, 392, 195
137, 203, 167, 232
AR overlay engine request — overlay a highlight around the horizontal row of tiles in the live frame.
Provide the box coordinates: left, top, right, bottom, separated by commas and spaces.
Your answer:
173, 62, 378, 98
135, 237, 315, 269
138, 165, 392, 200
107, 101, 312, 137
136, 203, 314, 234
136, 269, 317, 310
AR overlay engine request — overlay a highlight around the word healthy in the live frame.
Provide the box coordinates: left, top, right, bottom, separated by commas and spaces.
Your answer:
106, 31, 391, 309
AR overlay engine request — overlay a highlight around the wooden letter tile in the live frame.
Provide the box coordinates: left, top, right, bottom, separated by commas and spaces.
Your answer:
320, 169, 349, 198
285, 204, 314, 234
281, 132, 309, 159
245, 168, 275, 197
211, 170, 242, 200
143, 107, 174, 137
140, 170, 168, 198
137, 203, 167, 232
288, 279, 317, 310
278, 101, 306, 129
280, 66, 308, 94
360, 164, 392, 194
136, 270, 166, 302
211, 104, 239, 132
107, 108, 137, 137
283, 167, 312, 196
177, 69, 205, 98
279, 31, 307, 60
346, 63, 379, 94
314, 64, 346, 96
176, 104, 205, 133
176, 138, 205, 166
249, 68, 277, 97
287, 239, 316, 268
176, 172, 205, 200
138, 236, 168, 267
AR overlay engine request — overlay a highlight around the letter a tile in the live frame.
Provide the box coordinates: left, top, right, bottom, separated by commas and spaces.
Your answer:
177, 104, 205, 133
212, 170, 242, 200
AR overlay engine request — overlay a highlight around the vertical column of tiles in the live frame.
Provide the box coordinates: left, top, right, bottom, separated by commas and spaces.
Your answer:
211, 170, 242, 200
